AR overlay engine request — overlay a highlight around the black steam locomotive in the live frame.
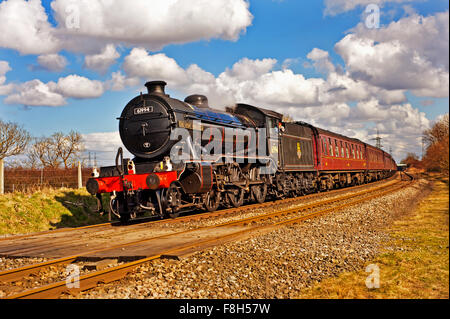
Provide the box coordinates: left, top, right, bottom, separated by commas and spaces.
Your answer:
87, 81, 396, 222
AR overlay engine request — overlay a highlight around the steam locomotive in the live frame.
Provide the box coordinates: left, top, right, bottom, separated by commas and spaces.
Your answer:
86, 81, 397, 222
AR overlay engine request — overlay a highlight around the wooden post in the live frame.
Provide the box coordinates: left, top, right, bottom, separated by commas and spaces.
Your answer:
0, 158, 4, 195
78, 161, 82, 189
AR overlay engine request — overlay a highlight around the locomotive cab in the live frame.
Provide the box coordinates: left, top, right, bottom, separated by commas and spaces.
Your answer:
232, 103, 282, 167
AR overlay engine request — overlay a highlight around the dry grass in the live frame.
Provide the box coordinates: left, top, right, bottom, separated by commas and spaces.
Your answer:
0, 187, 110, 235
297, 175, 449, 299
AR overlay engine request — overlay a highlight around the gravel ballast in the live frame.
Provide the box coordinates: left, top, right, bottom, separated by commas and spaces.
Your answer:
64, 179, 430, 299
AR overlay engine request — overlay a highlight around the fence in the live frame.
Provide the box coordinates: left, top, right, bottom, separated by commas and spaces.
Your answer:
1, 165, 92, 193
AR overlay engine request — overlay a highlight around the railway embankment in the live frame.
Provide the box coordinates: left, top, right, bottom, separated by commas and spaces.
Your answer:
0, 188, 109, 236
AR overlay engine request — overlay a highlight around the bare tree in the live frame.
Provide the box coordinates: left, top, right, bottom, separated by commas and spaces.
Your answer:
423, 113, 449, 146
26, 131, 85, 169
0, 120, 30, 160
27, 137, 61, 168
0, 120, 30, 194
53, 131, 84, 168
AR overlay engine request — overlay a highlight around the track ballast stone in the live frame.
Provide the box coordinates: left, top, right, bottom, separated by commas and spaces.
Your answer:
65, 180, 429, 299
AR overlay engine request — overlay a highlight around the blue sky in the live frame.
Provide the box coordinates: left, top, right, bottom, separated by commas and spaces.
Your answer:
0, 0, 448, 163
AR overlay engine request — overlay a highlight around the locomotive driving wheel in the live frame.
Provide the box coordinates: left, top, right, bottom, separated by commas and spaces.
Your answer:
204, 189, 221, 212
251, 183, 267, 204
227, 188, 245, 208
162, 183, 182, 218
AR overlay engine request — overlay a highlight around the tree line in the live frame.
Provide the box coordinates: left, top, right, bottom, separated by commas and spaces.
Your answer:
401, 114, 449, 175
0, 119, 84, 169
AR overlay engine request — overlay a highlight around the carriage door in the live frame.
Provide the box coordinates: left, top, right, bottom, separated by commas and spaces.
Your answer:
266, 117, 280, 170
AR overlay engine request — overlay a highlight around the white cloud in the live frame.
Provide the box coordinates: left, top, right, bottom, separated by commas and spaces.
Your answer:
123, 48, 191, 85
37, 53, 68, 72
0, 0, 252, 55
53, 75, 104, 99
3, 74, 104, 106
51, 0, 252, 53
0, 0, 60, 55
4, 79, 66, 107
105, 71, 141, 92
335, 12, 449, 97
84, 44, 120, 73
306, 48, 335, 74
0, 60, 14, 95
0, 61, 10, 75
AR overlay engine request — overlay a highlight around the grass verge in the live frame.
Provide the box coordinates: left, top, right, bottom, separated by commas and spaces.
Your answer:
0, 188, 110, 236
298, 175, 449, 299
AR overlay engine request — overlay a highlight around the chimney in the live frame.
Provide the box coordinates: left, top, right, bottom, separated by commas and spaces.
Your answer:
184, 94, 209, 108
145, 81, 167, 95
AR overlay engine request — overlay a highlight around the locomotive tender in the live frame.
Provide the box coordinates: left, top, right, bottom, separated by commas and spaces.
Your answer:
86, 81, 397, 222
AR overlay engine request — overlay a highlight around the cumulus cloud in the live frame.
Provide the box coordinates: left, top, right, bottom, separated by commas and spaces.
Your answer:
4, 79, 66, 107
36, 54, 68, 72
3, 74, 104, 106
0, 0, 253, 55
0, 60, 14, 95
84, 44, 120, 73
335, 12, 449, 97
0, 0, 60, 55
115, 48, 409, 108
51, 0, 252, 51
306, 48, 335, 74
123, 48, 192, 85
52, 74, 105, 99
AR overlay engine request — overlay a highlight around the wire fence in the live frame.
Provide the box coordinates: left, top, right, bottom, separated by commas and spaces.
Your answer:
2, 167, 92, 193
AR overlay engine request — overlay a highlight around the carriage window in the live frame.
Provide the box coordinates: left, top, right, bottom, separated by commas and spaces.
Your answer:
340, 141, 344, 158
352, 145, 355, 159
324, 138, 327, 156
335, 140, 339, 157
329, 138, 333, 156
345, 143, 349, 158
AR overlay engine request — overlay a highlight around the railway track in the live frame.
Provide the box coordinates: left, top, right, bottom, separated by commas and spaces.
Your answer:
1, 176, 413, 299
0, 173, 399, 244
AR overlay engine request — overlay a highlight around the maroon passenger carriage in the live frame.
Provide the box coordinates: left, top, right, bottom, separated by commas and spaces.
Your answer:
87, 81, 397, 222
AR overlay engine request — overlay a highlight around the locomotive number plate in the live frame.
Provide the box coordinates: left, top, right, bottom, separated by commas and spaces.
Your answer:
134, 106, 153, 115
